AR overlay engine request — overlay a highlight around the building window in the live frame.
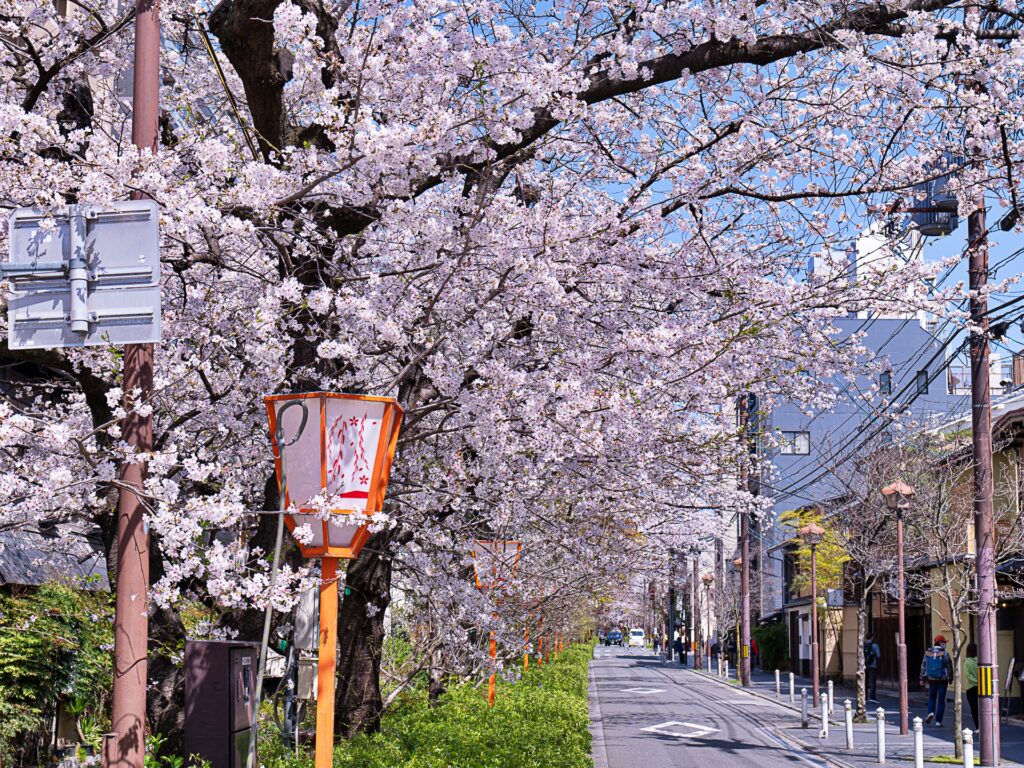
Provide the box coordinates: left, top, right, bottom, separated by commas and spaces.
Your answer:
916, 369, 929, 394
879, 371, 892, 395
780, 431, 810, 455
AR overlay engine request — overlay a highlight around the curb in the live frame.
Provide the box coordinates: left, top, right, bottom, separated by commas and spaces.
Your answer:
588, 662, 610, 768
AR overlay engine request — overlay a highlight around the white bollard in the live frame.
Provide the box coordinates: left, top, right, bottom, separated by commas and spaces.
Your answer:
828, 680, 835, 714
789, 672, 796, 703
820, 697, 830, 739
845, 699, 854, 749
962, 729, 974, 768
725, 660, 730, 679
913, 717, 924, 768
775, 669, 781, 698
876, 708, 886, 764
706, 653, 711, 673
802, 688, 809, 728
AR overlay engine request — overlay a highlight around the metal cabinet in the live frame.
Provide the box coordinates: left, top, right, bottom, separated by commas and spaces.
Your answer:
184, 640, 259, 768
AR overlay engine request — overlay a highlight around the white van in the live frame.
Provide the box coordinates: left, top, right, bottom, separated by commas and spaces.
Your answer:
628, 628, 645, 647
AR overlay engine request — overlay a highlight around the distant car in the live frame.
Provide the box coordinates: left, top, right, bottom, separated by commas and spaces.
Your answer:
605, 630, 623, 646
628, 628, 645, 647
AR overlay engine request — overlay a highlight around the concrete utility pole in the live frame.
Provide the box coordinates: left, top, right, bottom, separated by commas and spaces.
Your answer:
693, 556, 702, 670
667, 548, 676, 662
738, 394, 753, 687
108, 3, 158, 768
969, 200, 1000, 766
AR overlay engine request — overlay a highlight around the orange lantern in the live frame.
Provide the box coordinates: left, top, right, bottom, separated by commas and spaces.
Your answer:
264, 392, 402, 768
264, 392, 403, 559
470, 539, 522, 590
470, 539, 521, 707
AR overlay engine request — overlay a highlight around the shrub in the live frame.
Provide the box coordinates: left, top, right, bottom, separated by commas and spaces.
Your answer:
266, 644, 593, 768
752, 623, 788, 672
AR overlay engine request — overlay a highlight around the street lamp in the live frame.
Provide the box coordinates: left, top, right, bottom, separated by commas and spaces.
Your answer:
470, 539, 522, 706
265, 392, 403, 768
882, 480, 915, 736
799, 522, 825, 707
702, 573, 715, 671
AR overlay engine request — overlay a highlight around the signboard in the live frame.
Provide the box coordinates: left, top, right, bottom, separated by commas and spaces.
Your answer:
3, 201, 160, 349
826, 588, 844, 607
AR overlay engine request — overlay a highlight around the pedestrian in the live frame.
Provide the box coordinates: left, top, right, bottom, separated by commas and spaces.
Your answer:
751, 636, 759, 669
964, 642, 979, 730
919, 634, 954, 726
674, 633, 685, 666
864, 632, 881, 703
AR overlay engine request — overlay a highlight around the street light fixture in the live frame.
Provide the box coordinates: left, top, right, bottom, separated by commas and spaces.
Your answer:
470, 539, 522, 706
882, 480, 915, 736
265, 392, 403, 768
799, 522, 825, 707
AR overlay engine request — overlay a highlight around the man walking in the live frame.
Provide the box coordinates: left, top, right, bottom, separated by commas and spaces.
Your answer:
864, 633, 881, 703
920, 635, 954, 727
674, 632, 686, 666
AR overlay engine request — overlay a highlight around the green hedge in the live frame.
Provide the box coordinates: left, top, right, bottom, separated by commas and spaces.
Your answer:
263, 644, 592, 768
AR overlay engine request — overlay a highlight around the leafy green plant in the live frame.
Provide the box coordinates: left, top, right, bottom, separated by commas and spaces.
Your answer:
752, 623, 788, 672
0, 582, 113, 757
261, 643, 593, 768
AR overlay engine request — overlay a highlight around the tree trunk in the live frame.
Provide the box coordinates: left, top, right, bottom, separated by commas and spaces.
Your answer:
333, 528, 397, 737
856, 593, 868, 721
428, 644, 445, 706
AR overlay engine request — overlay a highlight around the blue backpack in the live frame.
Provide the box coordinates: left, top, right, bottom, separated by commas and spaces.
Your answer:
925, 650, 947, 680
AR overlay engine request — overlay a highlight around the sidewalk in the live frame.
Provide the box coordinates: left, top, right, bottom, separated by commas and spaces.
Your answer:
676, 654, 1024, 766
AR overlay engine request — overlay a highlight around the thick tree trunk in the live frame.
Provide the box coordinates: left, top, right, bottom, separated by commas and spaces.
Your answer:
333, 528, 397, 737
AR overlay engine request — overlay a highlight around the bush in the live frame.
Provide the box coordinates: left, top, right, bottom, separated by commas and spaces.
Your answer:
265, 644, 593, 768
752, 623, 788, 672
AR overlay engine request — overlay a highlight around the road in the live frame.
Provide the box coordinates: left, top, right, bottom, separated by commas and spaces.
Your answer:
590, 645, 830, 768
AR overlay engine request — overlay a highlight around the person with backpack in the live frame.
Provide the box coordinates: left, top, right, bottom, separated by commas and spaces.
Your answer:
919, 635, 954, 726
864, 633, 881, 703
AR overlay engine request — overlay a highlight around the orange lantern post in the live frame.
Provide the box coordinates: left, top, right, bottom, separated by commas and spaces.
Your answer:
265, 393, 402, 768
470, 539, 522, 706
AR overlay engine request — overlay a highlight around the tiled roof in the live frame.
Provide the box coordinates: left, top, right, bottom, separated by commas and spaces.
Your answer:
0, 523, 109, 590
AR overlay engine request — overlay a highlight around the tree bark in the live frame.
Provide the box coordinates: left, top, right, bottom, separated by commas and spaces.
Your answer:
856, 589, 868, 721
333, 528, 396, 736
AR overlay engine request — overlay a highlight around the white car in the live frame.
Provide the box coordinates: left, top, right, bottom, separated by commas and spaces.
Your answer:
628, 628, 645, 647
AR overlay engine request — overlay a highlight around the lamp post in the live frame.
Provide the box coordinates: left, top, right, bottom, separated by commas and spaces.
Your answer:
470, 539, 522, 706
265, 392, 403, 768
800, 522, 825, 707
702, 573, 714, 666
882, 481, 915, 737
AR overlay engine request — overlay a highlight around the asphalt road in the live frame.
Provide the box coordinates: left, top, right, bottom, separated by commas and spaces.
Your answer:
590, 645, 830, 768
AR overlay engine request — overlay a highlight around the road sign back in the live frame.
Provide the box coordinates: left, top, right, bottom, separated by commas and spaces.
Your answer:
3, 201, 160, 350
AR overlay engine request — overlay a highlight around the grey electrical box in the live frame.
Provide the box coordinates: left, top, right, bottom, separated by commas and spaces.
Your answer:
184, 640, 259, 768
2, 201, 160, 350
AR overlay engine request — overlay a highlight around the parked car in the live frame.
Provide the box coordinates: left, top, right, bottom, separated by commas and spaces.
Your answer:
628, 628, 645, 647
605, 630, 623, 646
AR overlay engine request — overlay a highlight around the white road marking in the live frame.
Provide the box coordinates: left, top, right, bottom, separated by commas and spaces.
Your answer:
640, 721, 720, 739
622, 687, 666, 694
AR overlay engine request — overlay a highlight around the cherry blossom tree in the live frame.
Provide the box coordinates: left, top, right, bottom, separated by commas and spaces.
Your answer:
1, 0, 1022, 747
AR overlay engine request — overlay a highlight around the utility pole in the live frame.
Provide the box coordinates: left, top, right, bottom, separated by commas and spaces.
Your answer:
693, 556, 702, 670
108, 4, 158, 768
667, 548, 676, 662
969, 199, 1000, 766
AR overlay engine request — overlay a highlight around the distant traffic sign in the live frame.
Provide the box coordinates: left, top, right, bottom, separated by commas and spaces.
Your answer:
2, 201, 160, 350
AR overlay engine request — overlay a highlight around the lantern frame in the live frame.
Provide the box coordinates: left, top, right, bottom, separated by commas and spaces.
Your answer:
265, 392, 403, 560
470, 539, 522, 591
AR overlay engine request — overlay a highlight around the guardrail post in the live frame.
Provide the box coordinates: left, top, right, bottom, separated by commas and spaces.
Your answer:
775, 669, 781, 698
876, 708, 886, 764
789, 672, 795, 703
845, 699, 854, 749
962, 729, 973, 768
802, 688, 809, 728
913, 717, 923, 768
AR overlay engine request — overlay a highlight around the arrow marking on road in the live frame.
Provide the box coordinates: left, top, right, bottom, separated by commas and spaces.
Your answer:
640, 721, 720, 739
622, 687, 666, 694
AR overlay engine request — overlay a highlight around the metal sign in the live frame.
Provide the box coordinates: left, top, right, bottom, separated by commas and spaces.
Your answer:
2, 201, 160, 349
